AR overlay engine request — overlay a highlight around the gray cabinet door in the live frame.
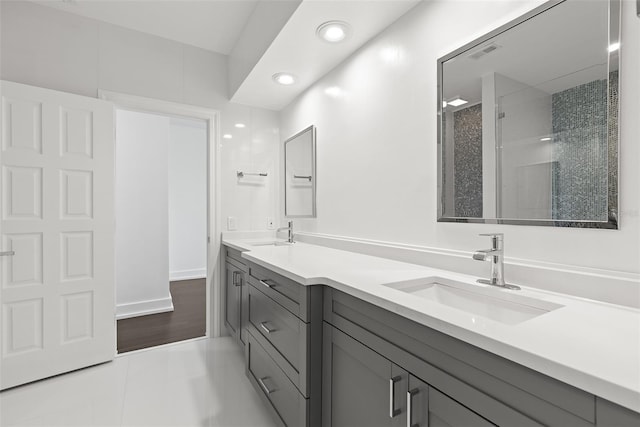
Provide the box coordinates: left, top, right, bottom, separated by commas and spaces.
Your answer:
322, 323, 405, 427
225, 262, 241, 339
426, 384, 495, 427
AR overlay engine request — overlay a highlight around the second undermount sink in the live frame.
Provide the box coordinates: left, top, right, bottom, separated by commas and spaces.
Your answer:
249, 241, 292, 247
384, 277, 563, 325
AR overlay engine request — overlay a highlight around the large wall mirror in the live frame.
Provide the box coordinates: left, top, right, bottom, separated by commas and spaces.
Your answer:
285, 125, 316, 217
437, 0, 620, 228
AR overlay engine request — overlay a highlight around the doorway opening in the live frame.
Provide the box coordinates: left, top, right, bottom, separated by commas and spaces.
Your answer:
99, 91, 219, 355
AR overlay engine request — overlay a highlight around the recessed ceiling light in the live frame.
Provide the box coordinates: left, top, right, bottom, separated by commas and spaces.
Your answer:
316, 21, 351, 43
234, 123, 245, 128
608, 42, 620, 52
272, 72, 296, 85
447, 97, 468, 107
223, 134, 232, 139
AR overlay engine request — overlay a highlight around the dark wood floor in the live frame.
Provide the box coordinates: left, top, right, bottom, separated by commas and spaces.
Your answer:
117, 278, 206, 354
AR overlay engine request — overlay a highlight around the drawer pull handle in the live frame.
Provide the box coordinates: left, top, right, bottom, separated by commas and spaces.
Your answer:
260, 322, 276, 334
0, 251, 15, 257
232, 271, 242, 286
389, 376, 401, 418
258, 376, 275, 395
259, 279, 276, 288
407, 389, 419, 427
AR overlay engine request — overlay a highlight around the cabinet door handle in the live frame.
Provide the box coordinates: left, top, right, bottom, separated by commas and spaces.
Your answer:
232, 271, 239, 286
260, 322, 275, 334
259, 279, 275, 288
389, 376, 401, 418
235, 272, 243, 287
0, 251, 15, 257
258, 376, 275, 394
407, 389, 419, 427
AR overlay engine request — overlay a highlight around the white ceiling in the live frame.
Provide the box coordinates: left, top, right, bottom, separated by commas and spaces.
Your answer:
33, 0, 421, 110
33, 0, 260, 55
230, 0, 422, 110
443, 0, 610, 105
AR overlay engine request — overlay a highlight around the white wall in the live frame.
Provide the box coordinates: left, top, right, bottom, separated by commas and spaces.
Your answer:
115, 110, 172, 319
169, 117, 207, 281
220, 104, 281, 232
0, 0, 281, 233
280, 0, 640, 276
0, 0, 282, 333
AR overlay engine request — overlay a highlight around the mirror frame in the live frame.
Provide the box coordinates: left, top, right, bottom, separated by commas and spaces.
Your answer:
284, 125, 317, 218
436, 0, 620, 229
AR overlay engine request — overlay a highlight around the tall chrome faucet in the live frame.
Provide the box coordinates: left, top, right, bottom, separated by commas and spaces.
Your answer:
277, 220, 294, 243
472, 233, 520, 290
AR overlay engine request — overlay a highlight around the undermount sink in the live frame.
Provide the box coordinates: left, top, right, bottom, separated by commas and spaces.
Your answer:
384, 277, 563, 325
249, 241, 292, 247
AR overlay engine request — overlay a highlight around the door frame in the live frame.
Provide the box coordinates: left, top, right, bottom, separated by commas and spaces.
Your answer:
98, 90, 222, 342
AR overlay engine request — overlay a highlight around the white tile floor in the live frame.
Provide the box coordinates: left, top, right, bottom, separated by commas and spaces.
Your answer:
0, 337, 278, 427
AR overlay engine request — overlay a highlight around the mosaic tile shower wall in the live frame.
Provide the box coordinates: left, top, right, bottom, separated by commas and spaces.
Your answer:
551, 71, 618, 221
453, 103, 483, 217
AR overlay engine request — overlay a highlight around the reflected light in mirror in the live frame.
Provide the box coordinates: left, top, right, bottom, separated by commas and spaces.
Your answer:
447, 97, 468, 107
234, 123, 245, 128
608, 42, 620, 52
223, 134, 232, 139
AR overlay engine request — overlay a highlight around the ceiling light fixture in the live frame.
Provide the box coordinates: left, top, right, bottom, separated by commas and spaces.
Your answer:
234, 123, 246, 128
272, 72, 296, 85
446, 97, 468, 107
223, 134, 232, 139
540, 137, 552, 142
608, 42, 620, 52
316, 21, 351, 43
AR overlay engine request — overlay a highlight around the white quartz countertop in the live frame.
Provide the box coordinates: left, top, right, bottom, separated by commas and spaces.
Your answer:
223, 238, 640, 413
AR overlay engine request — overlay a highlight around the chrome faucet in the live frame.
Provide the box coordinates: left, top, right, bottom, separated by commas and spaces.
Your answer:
277, 220, 294, 243
472, 233, 520, 290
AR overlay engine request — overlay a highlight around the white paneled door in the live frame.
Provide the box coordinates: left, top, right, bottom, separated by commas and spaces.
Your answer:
0, 81, 115, 389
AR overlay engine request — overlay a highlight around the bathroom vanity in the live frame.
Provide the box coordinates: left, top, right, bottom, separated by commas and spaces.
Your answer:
222, 239, 640, 427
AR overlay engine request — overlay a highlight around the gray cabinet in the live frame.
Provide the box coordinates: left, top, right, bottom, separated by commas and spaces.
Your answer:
224, 246, 248, 345
322, 323, 403, 427
245, 261, 322, 427
241, 261, 640, 427
323, 323, 495, 427
596, 398, 640, 427
323, 288, 592, 427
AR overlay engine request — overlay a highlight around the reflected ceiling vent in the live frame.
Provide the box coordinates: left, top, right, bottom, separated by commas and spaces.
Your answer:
468, 43, 501, 60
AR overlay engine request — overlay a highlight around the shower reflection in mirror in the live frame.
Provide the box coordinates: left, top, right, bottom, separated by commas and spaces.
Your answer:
438, 0, 619, 229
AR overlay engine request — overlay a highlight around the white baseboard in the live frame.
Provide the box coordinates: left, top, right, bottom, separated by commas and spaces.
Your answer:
116, 296, 174, 320
170, 268, 206, 281
295, 232, 640, 309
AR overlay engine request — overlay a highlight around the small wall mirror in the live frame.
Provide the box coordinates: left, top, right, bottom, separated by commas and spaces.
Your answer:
437, 0, 619, 228
285, 125, 316, 217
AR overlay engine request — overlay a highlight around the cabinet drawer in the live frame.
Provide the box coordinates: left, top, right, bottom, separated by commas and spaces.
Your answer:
249, 262, 309, 320
249, 283, 306, 381
226, 247, 248, 272
247, 331, 307, 427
